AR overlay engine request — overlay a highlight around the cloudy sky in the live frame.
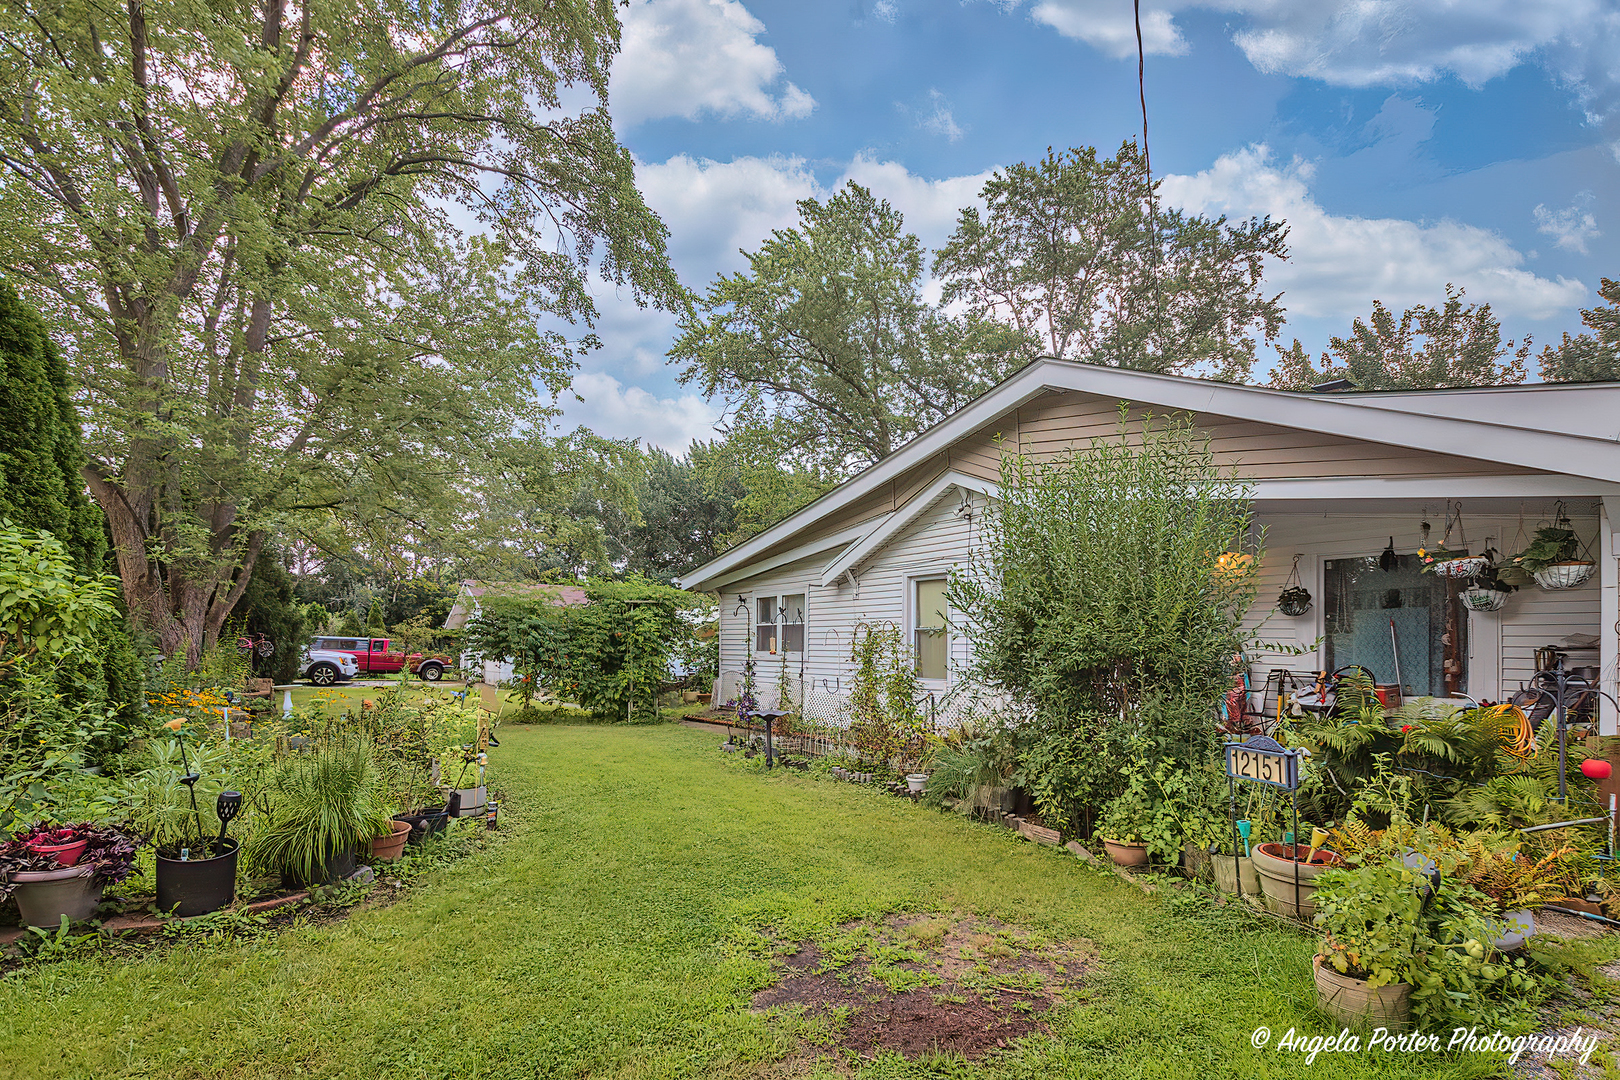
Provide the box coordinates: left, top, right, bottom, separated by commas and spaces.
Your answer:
554, 0, 1620, 451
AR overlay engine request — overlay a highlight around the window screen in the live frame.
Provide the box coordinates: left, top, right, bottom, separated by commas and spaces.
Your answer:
781, 593, 805, 652
755, 596, 777, 653
915, 579, 948, 680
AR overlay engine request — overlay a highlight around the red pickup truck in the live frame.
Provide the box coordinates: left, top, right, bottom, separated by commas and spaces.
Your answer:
308, 636, 450, 681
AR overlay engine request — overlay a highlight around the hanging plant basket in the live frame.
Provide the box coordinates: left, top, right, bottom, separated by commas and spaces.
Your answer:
1461, 587, 1508, 612
1433, 555, 1488, 578
1533, 561, 1595, 590
1278, 586, 1312, 617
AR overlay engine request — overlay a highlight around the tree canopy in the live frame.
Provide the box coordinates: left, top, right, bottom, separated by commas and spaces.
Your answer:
1540, 278, 1620, 384
671, 182, 1033, 481
933, 142, 1289, 381
1269, 285, 1529, 391
0, 0, 681, 664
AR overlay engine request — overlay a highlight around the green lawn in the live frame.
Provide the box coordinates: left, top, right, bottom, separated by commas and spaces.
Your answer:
0, 725, 1604, 1078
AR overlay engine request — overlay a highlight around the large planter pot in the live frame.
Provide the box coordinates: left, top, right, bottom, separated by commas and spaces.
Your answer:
1314, 956, 1412, 1032
1211, 851, 1261, 897
155, 838, 239, 918
280, 847, 356, 890
905, 773, 929, 794
10, 863, 104, 928
1103, 839, 1149, 867
449, 786, 487, 818
1250, 842, 1344, 920
365, 820, 412, 862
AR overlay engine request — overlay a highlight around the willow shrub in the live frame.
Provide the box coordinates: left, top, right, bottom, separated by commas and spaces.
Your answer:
948, 411, 1262, 830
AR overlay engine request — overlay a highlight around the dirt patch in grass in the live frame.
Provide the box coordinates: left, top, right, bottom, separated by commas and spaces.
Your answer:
753, 911, 1091, 1063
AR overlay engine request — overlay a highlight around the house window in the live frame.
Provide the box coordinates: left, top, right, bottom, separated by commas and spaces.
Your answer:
756, 596, 777, 653
781, 593, 805, 652
754, 593, 807, 653
914, 578, 948, 681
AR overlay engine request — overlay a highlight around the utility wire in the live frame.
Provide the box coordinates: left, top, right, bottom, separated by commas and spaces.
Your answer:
1133, 0, 1163, 366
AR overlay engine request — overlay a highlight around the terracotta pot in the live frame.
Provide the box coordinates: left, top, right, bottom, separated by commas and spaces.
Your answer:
366, 819, 412, 862
10, 863, 104, 928
1251, 842, 1344, 920
1103, 839, 1149, 866
1314, 955, 1412, 1032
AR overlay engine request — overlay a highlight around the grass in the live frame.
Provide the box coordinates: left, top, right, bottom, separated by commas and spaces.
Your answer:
0, 724, 1613, 1079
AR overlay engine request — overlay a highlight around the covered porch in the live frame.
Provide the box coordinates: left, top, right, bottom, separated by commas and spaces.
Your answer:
1242, 483, 1617, 735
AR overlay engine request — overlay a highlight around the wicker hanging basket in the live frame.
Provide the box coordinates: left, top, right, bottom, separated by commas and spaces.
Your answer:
1432, 555, 1489, 579
1461, 587, 1508, 612
1533, 561, 1595, 590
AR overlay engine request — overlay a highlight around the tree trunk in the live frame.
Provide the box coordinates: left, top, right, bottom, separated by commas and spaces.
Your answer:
83, 463, 264, 669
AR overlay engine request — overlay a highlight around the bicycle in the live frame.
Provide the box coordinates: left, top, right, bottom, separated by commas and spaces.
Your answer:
234, 632, 275, 658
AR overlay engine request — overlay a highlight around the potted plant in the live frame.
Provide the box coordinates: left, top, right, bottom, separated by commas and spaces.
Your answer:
1417, 546, 1486, 579
1510, 524, 1592, 590
1461, 564, 1516, 612
124, 723, 246, 917
251, 738, 393, 888
1250, 834, 1344, 919
1097, 787, 1153, 867
1311, 860, 1423, 1031
0, 823, 142, 928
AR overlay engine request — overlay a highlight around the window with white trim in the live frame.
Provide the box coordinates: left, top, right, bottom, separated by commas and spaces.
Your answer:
754, 593, 807, 653
914, 578, 948, 681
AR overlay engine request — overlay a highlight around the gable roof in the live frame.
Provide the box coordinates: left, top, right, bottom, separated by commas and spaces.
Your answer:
443, 579, 589, 630
677, 359, 1620, 592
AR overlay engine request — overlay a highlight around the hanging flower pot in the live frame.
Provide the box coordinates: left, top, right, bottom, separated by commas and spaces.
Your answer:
1461, 587, 1508, 612
1418, 502, 1487, 578
1533, 561, 1595, 590
1276, 555, 1311, 616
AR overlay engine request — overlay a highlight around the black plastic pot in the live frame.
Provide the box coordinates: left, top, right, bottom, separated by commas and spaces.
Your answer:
155, 839, 240, 917
394, 805, 450, 845
280, 846, 357, 890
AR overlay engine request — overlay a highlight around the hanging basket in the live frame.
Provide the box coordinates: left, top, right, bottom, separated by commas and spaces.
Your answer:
1276, 555, 1311, 616
1461, 587, 1508, 612
1431, 555, 1489, 579
1278, 586, 1312, 617
1533, 561, 1595, 590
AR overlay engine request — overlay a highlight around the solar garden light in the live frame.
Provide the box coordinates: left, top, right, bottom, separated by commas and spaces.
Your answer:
215, 791, 243, 847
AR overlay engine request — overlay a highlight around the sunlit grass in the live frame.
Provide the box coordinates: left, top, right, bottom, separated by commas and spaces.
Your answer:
0, 724, 1610, 1079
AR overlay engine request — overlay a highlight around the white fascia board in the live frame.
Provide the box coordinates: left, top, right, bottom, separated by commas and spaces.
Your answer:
674, 366, 1052, 591
1250, 475, 1620, 501
1031, 365, 1620, 481
817, 471, 1002, 587
677, 358, 1620, 595
679, 518, 885, 593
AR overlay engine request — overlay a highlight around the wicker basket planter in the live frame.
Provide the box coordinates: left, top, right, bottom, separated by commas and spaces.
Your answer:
1533, 561, 1595, 590
1461, 587, 1509, 612
1431, 555, 1489, 578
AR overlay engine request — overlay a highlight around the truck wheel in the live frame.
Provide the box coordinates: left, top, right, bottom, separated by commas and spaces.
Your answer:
418, 662, 444, 682
309, 662, 340, 686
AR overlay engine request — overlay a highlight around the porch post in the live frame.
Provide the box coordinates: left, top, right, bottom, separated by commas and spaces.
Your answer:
1601, 498, 1617, 737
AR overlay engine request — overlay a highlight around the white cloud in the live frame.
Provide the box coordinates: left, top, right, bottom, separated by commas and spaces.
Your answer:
1029, 0, 1186, 58
841, 153, 996, 250
562, 371, 722, 452
1534, 198, 1601, 255
1160, 145, 1589, 320
915, 89, 966, 142
873, 0, 899, 22
612, 0, 815, 127
635, 153, 821, 276
1011, 1, 1620, 108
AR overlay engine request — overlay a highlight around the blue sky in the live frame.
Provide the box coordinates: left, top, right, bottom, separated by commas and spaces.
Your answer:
556, 0, 1620, 451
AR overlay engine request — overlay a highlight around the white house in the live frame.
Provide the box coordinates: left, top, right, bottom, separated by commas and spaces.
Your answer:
443, 579, 588, 685
677, 359, 1620, 735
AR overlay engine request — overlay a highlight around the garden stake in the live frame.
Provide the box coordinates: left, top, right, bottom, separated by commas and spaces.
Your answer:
1235, 819, 1251, 857
215, 791, 243, 847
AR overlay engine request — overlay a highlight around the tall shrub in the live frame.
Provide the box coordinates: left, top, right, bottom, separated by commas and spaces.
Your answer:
949, 410, 1262, 827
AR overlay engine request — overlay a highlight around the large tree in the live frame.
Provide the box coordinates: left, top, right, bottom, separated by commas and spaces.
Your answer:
1270, 285, 1529, 390
0, 0, 680, 664
601, 444, 738, 583
933, 142, 1289, 381
1540, 278, 1620, 383
671, 182, 1034, 479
